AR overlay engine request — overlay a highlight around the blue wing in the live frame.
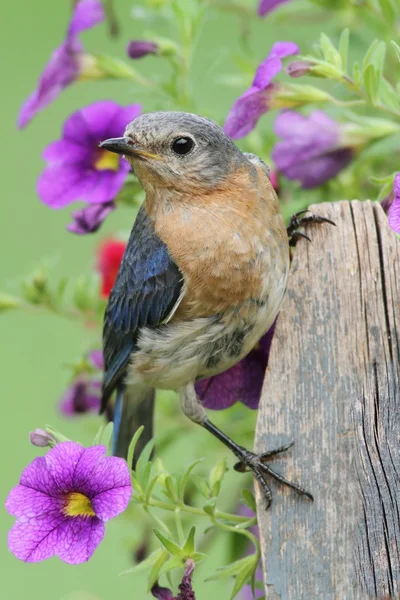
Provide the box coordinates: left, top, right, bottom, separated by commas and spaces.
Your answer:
101, 206, 183, 411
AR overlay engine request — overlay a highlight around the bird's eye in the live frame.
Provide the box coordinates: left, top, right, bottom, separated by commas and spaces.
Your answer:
171, 137, 195, 156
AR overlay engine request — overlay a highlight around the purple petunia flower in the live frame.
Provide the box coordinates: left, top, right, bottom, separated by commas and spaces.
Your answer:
59, 350, 104, 416
195, 325, 275, 410
37, 101, 141, 216
272, 110, 353, 188
127, 40, 159, 59
67, 201, 115, 234
152, 560, 196, 599
388, 173, 400, 233
59, 377, 101, 416
258, 0, 291, 16
223, 42, 298, 140
18, 0, 104, 128
5, 442, 131, 563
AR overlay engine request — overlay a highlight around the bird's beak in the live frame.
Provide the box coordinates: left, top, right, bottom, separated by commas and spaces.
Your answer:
99, 137, 160, 160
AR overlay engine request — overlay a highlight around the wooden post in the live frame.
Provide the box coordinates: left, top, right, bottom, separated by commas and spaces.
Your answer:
255, 201, 400, 599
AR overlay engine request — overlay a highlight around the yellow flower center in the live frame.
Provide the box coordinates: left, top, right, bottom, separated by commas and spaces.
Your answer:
94, 150, 120, 172
64, 492, 96, 517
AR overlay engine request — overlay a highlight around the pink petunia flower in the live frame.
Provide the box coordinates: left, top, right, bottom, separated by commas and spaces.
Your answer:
5, 442, 131, 563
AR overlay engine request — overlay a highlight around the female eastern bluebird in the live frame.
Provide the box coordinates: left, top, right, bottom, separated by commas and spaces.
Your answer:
99, 112, 325, 506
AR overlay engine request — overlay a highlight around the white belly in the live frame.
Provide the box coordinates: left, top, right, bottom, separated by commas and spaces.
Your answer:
126, 263, 288, 391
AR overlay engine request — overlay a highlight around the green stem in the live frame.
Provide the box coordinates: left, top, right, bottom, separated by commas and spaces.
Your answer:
139, 496, 257, 525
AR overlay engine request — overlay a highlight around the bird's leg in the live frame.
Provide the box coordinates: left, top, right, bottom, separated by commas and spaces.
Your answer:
180, 385, 313, 509
287, 209, 336, 247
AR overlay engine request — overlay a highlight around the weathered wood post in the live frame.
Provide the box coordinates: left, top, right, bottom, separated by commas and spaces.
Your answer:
255, 201, 400, 599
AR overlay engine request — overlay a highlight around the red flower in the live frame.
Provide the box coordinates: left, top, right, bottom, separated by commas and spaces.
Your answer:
97, 239, 126, 297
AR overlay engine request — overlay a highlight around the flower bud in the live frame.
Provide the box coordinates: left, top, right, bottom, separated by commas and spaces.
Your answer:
0, 294, 20, 312
29, 428, 57, 448
286, 60, 315, 78
127, 40, 159, 59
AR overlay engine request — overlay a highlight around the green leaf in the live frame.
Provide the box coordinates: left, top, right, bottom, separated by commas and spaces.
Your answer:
94, 54, 139, 81
207, 555, 255, 582
230, 557, 257, 600
379, 78, 400, 111
163, 475, 178, 503
319, 33, 341, 69
93, 424, 105, 446
203, 498, 216, 517
377, 181, 394, 201
362, 39, 380, 75
56, 276, 69, 303
120, 548, 166, 575
241, 489, 257, 513
363, 64, 379, 104
147, 549, 170, 591
135, 438, 156, 486
338, 29, 349, 73
192, 475, 210, 498
352, 61, 361, 86
127, 426, 145, 470
153, 529, 181, 556
145, 473, 162, 504
182, 526, 196, 555
158, 554, 185, 577
191, 552, 207, 563
378, 0, 396, 23
178, 459, 204, 503
209, 457, 227, 497
391, 40, 400, 62
101, 421, 114, 451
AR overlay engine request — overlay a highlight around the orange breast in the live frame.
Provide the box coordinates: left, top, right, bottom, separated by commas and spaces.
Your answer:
147, 165, 288, 319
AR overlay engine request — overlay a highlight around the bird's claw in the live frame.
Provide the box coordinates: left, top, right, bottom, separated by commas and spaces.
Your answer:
233, 443, 313, 509
287, 210, 336, 247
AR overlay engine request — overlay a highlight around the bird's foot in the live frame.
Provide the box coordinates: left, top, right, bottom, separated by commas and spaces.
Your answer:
287, 210, 336, 247
233, 441, 313, 509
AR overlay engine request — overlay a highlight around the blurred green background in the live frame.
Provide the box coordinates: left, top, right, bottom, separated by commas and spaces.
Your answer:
1, 1, 333, 598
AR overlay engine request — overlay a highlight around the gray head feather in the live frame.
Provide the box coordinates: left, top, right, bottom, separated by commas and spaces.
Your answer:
124, 111, 246, 189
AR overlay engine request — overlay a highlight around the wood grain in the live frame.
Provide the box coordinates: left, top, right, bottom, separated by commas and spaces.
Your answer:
254, 201, 400, 599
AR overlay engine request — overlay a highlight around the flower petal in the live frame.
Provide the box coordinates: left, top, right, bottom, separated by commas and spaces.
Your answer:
8, 511, 67, 562
81, 456, 132, 519
68, 0, 105, 39
45, 442, 86, 493
257, 0, 292, 17
17, 456, 58, 495
108, 104, 143, 137
18, 44, 78, 129
55, 516, 105, 564
388, 174, 400, 233
196, 326, 275, 410
88, 350, 104, 370
224, 88, 272, 139
64, 101, 124, 144
42, 139, 92, 164
67, 202, 115, 234
5, 485, 62, 518
37, 164, 98, 208
83, 167, 129, 205
59, 378, 101, 416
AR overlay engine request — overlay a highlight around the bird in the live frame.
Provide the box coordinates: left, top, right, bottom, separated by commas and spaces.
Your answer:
99, 111, 326, 506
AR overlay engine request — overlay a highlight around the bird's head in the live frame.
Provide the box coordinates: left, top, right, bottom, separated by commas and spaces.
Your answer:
99, 111, 245, 192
